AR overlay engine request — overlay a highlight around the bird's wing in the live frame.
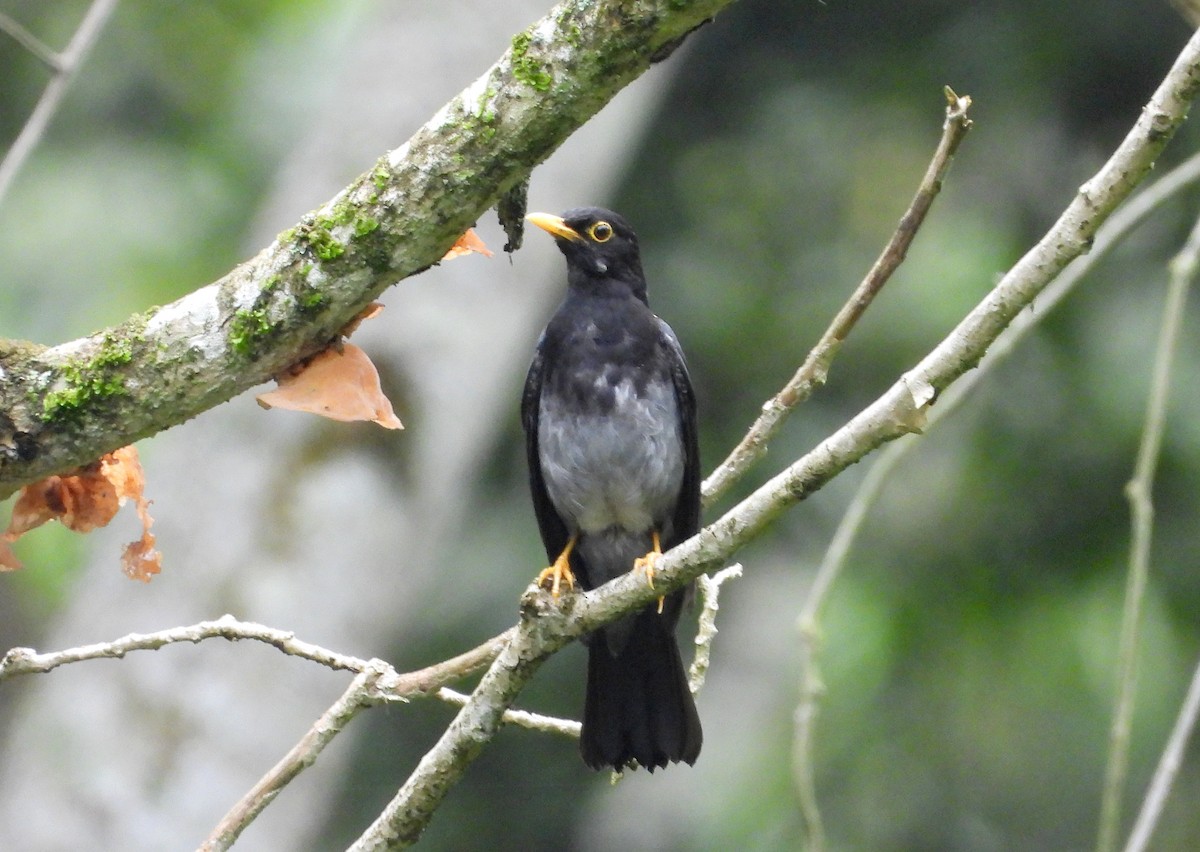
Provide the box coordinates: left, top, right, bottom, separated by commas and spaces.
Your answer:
657, 317, 702, 546
522, 334, 571, 564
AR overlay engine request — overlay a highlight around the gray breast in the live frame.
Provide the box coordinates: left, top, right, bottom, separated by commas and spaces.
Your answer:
538, 373, 683, 536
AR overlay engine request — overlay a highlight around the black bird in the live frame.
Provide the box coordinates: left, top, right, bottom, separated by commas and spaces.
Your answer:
522, 207, 703, 771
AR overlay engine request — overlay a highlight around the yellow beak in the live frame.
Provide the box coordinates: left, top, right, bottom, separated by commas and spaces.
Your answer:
526, 212, 583, 242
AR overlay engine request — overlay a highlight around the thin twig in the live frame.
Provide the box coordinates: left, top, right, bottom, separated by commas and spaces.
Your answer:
791, 145, 1200, 852
1096, 203, 1200, 852
1123, 650, 1200, 852
0, 12, 63, 71
701, 87, 973, 506
384, 629, 514, 696
689, 563, 743, 693
0, 614, 518, 845
0, 0, 119, 207
348, 589, 574, 851
0, 614, 511, 704
0, 614, 371, 678
199, 663, 389, 852
436, 687, 581, 738
794, 440, 906, 851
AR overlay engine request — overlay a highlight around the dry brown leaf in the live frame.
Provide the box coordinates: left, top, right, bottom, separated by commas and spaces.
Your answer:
258, 298, 402, 429
2, 445, 162, 580
441, 228, 493, 260
6, 466, 120, 536
257, 343, 403, 429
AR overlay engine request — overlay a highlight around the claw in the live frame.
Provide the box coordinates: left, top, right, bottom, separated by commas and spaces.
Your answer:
537, 535, 577, 598
633, 531, 666, 614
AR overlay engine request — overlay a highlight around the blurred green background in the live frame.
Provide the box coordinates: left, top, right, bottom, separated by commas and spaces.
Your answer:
2, 0, 1200, 850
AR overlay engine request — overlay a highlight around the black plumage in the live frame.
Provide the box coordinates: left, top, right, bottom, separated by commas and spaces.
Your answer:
522, 207, 703, 771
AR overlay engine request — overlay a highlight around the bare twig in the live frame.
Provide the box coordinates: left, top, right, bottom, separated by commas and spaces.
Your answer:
701, 87, 973, 506
351, 564, 743, 849
791, 142, 1200, 852
1096, 203, 1200, 852
0, 614, 511, 704
0, 0, 120, 207
200, 662, 390, 852
0, 12, 63, 70
436, 687, 581, 738
794, 438, 906, 851
1123, 650, 1200, 852
0, 613, 517, 846
0, 614, 371, 679
689, 563, 743, 693
348, 588, 575, 851
384, 629, 513, 696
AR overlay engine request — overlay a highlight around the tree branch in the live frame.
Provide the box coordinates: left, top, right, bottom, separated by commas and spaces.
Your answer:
199, 663, 390, 852
346, 26, 1200, 848
1096, 192, 1200, 852
789, 146, 1200, 852
701, 86, 973, 505
0, 11, 63, 71
0, 0, 735, 501
0, 614, 509, 703
436, 687, 581, 738
688, 563, 743, 693
0, 0, 119, 206
1122, 648, 1200, 852
0, 614, 371, 678
778, 125, 1200, 852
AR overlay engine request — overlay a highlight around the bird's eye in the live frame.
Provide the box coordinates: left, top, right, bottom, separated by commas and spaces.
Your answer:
588, 221, 613, 243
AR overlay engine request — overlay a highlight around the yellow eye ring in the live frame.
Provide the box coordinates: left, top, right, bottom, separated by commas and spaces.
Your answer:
588, 221, 613, 243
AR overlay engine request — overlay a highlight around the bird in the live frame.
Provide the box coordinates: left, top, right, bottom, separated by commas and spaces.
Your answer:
521, 206, 703, 772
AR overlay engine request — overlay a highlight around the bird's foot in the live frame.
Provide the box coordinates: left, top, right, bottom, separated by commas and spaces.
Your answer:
633, 532, 666, 614
537, 538, 577, 598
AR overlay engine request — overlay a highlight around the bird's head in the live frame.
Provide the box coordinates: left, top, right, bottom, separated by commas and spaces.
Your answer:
527, 207, 646, 300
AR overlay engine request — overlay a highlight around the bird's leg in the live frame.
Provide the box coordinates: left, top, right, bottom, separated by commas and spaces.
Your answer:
537, 535, 577, 598
633, 530, 666, 614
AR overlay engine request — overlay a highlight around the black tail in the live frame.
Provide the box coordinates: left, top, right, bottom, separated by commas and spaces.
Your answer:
580, 604, 702, 771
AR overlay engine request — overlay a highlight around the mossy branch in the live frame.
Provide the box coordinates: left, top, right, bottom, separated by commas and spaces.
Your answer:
0, 0, 732, 501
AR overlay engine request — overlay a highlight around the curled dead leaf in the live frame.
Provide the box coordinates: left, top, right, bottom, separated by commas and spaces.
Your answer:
2, 444, 162, 580
257, 343, 403, 430
7, 466, 119, 536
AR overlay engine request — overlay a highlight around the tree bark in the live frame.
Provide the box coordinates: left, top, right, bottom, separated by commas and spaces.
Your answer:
0, 0, 732, 501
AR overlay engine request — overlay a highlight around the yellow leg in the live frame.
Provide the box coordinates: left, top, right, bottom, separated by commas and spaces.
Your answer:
633, 531, 666, 614
537, 535, 577, 598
